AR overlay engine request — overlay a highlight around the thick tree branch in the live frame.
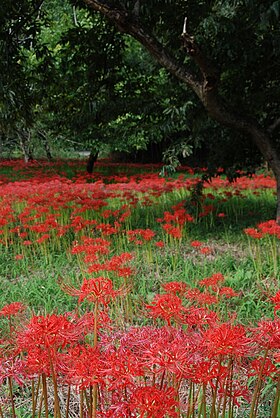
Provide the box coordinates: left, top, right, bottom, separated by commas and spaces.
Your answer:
82, 0, 200, 92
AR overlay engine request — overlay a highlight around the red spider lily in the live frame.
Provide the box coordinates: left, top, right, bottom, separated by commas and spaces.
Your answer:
127, 228, 156, 242
219, 286, 240, 298
257, 220, 280, 237
0, 357, 25, 384
128, 386, 179, 417
71, 237, 111, 256
199, 273, 224, 289
188, 360, 228, 385
183, 306, 218, 329
14, 254, 24, 260
100, 350, 144, 390
163, 224, 182, 239
252, 319, 280, 349
61, 276, 127, 306
271, 291, 280, 315
146, 293, 186, 325
199, 246, 212, 255
184, 288, 219, 305
17, 314, 80, 351
190, 240, 203, 248
96, 223, 119, 235
161, 281, 188, 297
203, 323, 251, 358
140, 329, 195, 378
36, 234, 50, 244
0, 302, 26, 317
249, 357, 278, 378
63, 345, 102, 390
244, 228, 264, 239
155, 240, 164, 247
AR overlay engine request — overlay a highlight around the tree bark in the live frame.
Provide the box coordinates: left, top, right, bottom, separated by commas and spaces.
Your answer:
82, 0, 280, 220
18, 129, 33, 163
38, 130, 53, 161
86, 150, 99, 173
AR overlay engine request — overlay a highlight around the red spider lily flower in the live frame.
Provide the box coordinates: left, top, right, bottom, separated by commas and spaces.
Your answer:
203, 323, 251, 358
183, 306, 218, 329
0, 357, 25, 386
115, 267, 134, 278
188, 360, 228, 385
0, 302, 26, 317
244, 228, 263, 239
17, 314, 79, 351
162, 281, 188, 297
199, 273, 224, 288
196, 291, 219, 305
140, 329, 194, 378
271, 291, 280, 315
23, 240, 33, 246
257, 220, 280, 237
162, 224, 182, 239
199, 246, 212, 255
63, 345, 102, 390
14, 254, 24, 260
146, 294, 186, 325
252, 319, 280, 349
127, 228, 156, 242
100, 350, 144, 390
155, 240, 164, 248
219, 286, 240, 298
61, 277, 127, 306
249, 357, 277, 378
129, 386, 179, 417
190, 240, 203, 248
217, 212, 226, 218
36, 233, 50, 244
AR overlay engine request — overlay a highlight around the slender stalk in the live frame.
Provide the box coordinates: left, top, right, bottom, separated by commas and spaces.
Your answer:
92, 301, 99, 418
221, 358, 234, 418
186, 381, 193, 418
210, 358, 222, 418
47, 349, 61, 418
37, 384, 44, 418
197, 384, 207, 418
32, 379, 36, 418
42, 373, 49, 418
271, 374, 280, 418
8, 376, 16, 418
89, 386, 93, 417
249, 349, 269, 418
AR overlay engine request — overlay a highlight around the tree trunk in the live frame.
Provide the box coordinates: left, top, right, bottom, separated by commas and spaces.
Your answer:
86, 151, 99, 173
38, 130, 52, 161
18, 129, 33, 162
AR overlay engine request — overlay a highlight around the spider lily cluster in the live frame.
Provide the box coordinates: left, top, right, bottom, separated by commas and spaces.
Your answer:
0, 160, 279, 416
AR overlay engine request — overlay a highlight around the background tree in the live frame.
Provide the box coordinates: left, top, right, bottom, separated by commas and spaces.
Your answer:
75, 0, 280, 218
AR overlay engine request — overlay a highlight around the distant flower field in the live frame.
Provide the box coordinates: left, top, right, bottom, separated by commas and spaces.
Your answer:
0, 159, 279, 417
